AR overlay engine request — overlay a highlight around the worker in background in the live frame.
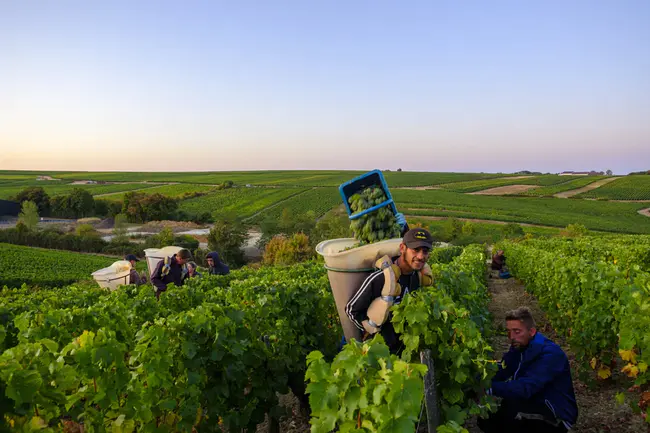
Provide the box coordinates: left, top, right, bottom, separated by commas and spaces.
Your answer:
187, 261, 202, 279
151, 248, 192, 299
206, 251, 230, 275
125, 254, 147, 285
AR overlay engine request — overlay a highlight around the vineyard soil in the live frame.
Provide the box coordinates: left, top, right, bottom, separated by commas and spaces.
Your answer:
464, 270, 646, 433
469, 184, 540, 195
554, 177, 617, 198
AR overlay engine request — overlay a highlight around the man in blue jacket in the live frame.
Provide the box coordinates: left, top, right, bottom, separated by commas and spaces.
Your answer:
479, 307, 578, 433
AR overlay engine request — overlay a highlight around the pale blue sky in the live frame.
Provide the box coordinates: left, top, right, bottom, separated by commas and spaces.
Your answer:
1, 0, 648, 174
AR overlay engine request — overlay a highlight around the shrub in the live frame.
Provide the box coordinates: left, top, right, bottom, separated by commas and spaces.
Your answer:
18, 201, 39, 231
207, 217, 248, 268
76, 224, 100, 238
502, 223, 524, 238
462, 221, 475, 236
263, 233, 314, 265
562, 223, 589, 238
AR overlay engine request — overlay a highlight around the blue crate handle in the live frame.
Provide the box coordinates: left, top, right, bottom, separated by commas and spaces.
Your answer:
339, 169, 399, 220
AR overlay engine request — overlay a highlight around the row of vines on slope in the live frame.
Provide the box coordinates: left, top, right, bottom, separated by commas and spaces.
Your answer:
498, 240, 650, 420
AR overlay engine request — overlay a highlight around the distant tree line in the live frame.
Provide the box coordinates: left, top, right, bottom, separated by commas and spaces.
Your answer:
10, 181, 234, 223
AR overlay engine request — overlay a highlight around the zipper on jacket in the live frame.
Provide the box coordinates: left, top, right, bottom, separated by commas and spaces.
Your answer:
513, 353, 523, 379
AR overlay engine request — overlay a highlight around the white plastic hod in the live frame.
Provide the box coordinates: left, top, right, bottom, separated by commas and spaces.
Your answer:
143, 246, 184, 280
316, 237, 402, 344
92, 260, 132, 291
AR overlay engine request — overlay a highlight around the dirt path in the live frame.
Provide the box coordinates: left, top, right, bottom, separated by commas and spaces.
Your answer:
465, 269, 646, 432
405, 213, 557, 229
469, 184, 540, 195
498, 176, 534, 180
554, 177, 617, 198
638, 208, 650, 218
396, 186, 441, 190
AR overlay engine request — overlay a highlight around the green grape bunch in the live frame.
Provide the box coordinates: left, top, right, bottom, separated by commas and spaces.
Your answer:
348, 186, 401, 245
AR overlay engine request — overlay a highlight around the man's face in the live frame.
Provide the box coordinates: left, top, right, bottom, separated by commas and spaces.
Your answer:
399, 243, 430, 272
176, 255, 188, 266
506, 320, 536, 350
207, 258, 214, 267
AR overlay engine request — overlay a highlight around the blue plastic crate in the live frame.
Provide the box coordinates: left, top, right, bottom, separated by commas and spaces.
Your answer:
339, 169, 398, 220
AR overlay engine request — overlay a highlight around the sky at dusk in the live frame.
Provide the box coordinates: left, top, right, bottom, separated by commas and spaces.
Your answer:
1, 0, 649, 174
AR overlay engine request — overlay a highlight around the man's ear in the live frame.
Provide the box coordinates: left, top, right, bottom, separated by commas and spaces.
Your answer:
399, 243, 407, 255
529, 327, 537, 337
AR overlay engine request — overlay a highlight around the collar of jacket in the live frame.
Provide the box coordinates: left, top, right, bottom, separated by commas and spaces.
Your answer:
519, 332, 548, 359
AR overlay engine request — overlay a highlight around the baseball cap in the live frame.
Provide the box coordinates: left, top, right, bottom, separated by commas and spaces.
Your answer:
403, 228, 434, 249
125, 254, 139, 262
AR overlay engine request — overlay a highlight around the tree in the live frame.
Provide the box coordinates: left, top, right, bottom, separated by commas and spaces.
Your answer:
207, 216, 249, 268
112, 213, 129, 243
68, 188, 96, 218
15, 187, 50, 215
606, 169, 613, 176
122, 192, 178, 223
50, 188, 95, 218
18, 201, 39, 231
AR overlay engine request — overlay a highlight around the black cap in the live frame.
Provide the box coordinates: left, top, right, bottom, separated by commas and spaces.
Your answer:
403, 228, 433, 249
125, 254, 139, 262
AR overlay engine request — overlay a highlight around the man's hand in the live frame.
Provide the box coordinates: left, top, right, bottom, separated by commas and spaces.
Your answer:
362, 320, 380, 335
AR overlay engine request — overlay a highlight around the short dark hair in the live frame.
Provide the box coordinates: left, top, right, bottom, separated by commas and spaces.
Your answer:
505, 307, 536, 329
177, 248, 192, 260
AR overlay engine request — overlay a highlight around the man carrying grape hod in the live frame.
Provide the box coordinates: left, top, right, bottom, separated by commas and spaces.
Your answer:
478, 307, 578, 433
345, 228, 434, 354
151, 248, 192, 300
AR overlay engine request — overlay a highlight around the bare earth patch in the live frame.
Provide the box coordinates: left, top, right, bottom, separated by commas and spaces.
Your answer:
499, 175, 534, 180
639, 208, 650, 218
405, 212, 554, 228
554, 177, 618, 198
464, 270, 647, 433
469, 184, 540, 195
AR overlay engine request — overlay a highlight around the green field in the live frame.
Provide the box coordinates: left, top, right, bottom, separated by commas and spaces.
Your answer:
0, 181, 159, 200
0, 170, 513, 187
519, 176, 609, 197
0, 243, 115, 288
179, 186, 307, 218
2, 170, 650, 235
438, 175, 567, 193
249, 187, 341, 223
577, 175, 650, 200
98, 183, 216, 201
393, 189, 650, 234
